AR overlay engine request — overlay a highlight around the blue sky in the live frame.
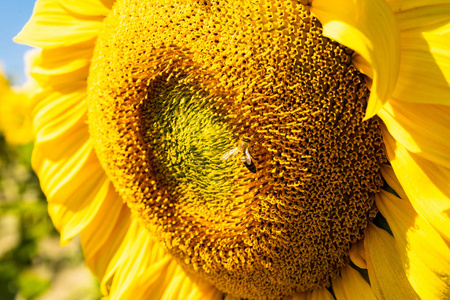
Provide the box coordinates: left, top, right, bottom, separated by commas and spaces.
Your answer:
0, 1, 37, 85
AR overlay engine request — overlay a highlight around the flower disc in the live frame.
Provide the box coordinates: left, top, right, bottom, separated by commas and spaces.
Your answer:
87, 0, 386, 298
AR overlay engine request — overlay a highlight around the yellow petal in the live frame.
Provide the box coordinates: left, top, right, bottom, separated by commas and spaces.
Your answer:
31, 42, 94, 85
108, 220, 158, 300
332, 265, 377, 300
388, 0, 450, 13
352, 53, 373, 79
287, 287, 334, 300
381, 124, 450, 242
139, 249, 222, 300
389, 3, 450, 105
349, 239, 367, 269
14, 0, 104, 49
159, 266, 222, 300
32, 75, 110, 244
33, 136, 109, 245
364, 223, 419, 299
30, 78, 108, 245
311, 0, 400, 119
80, 187, 130, 279
380, 164, 408, 200
307, 287, 335, 300
60, 0, 112, 16
378, 101, 450, 169
34, 64, 91, 87
32, 85, 87, 153
100, 218, 153, 297
101, 219, 222, 300
137, 258, 178, 300
375, 189, 450, 299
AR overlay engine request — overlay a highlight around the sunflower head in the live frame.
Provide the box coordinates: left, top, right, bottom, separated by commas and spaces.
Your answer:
87, 0, 385, 298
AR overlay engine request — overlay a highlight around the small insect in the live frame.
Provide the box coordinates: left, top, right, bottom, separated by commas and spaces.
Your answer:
221, 137, 256, 173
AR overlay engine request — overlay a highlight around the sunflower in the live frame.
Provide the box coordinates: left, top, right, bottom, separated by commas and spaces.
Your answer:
15, 0, 450, 299
0, 51, 37, 145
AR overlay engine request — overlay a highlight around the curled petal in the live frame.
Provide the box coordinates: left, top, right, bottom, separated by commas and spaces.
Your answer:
349, 239, 367, 269
311, 0, 401, 119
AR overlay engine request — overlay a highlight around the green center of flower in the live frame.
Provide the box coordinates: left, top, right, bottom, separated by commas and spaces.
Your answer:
141, 82, 240, 211
87, 0, 386, 299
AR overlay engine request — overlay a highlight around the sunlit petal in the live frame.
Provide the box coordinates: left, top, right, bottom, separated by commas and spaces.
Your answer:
14, 0, 104, 48
60, 0, 112, 16
382, 124, 450, 242
388, 1, 450, 105
31, 42, 94, 85
376, 189, 450, 299
311, 0, 401, 119
81, 186, 130, 279
378, 101, 450, 169
101, 219, 222, 300
365, 223, 419, 299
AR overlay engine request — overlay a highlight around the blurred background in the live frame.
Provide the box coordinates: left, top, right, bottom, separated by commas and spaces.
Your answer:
0, 1, 101, 299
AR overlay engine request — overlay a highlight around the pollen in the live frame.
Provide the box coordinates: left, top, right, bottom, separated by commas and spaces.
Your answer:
87, 0, 386, 299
